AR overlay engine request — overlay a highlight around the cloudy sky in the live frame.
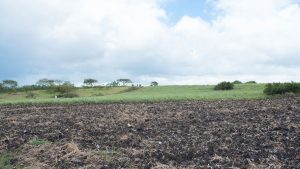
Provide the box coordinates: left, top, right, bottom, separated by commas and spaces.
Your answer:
1, 0, 300, 85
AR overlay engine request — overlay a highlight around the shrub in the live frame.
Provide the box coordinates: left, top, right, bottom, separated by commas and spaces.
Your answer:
263, 82, 300, 95
233, 80, 242, 84
214, 82, 234, 90
55, 82, 75, 93
245, 81, 257, 84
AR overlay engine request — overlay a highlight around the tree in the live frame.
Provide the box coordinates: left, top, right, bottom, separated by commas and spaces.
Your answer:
0, 83, 3, 92
36, 78, 55, 87
54, 80, 63, 86
151, 81, 158, 86
107, 81, 119, 87
83, 79, 98, 87
117, 79, 132, 86
2, 80, 18, 89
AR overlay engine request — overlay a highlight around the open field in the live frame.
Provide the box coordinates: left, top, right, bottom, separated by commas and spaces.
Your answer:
0, 86, 130, 104
0, 84, 267, 105
0, 96, 299, 168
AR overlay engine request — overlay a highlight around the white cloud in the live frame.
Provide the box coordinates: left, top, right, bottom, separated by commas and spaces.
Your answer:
0, 0, 300, 85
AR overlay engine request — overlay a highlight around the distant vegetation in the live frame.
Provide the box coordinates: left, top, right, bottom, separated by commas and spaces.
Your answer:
233, 80, 242, 84
264, 82, 300, 95
83, 79, 98, 87
54, 82, 78, 98
245, 81, 257, 84
116, 79, 133, 86
0, 84, 268, 105
214, 82, 234, 90
0, 78, 299, 105
0, 80, 18, 90
150, 81, 158, 86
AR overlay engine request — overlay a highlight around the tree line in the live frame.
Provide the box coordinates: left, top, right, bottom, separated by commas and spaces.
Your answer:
0, 78, 159, 92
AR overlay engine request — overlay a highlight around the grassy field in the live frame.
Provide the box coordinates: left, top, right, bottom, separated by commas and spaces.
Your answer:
0, 84, 268, 105
0, 86, 129, 102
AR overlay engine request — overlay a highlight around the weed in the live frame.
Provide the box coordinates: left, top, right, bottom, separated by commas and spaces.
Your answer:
0, 152, 23, 169
30, 138, 47, 146
94, 149, 118, 162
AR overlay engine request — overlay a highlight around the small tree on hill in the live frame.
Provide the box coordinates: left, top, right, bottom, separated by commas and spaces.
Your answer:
151, 81, 158, 86
117, 79, 132, 86
2, 80, 18, 89
36, 78, 55, 87
107, 81, 119, 87
84, 79, 98, 87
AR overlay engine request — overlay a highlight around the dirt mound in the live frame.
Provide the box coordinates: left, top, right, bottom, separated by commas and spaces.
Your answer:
0, 97, 299, 168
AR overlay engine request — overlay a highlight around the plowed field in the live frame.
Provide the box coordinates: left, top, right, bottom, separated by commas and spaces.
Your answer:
0, 96, 299, 168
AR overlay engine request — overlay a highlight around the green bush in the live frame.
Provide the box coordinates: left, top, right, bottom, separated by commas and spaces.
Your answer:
263, 82, 300, 95
233, 80, 242, 84
55, 82, 75, 93
214, 82, 234, 90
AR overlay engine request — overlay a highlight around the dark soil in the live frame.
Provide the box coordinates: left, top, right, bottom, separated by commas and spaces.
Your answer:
0, 97, 299, 168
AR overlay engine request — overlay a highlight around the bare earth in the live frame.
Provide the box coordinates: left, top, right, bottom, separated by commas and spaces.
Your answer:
0, 96, 299, 168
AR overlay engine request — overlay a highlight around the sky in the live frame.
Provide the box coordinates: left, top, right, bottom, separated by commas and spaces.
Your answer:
1, 0, 300, 86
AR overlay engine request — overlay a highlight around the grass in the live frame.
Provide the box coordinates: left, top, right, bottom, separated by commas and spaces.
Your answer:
30, 138, 48, 146
94, 149, 118, 162
0, 152, 23, 169
0, 86, 130, 103
0, 84, 268, 105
